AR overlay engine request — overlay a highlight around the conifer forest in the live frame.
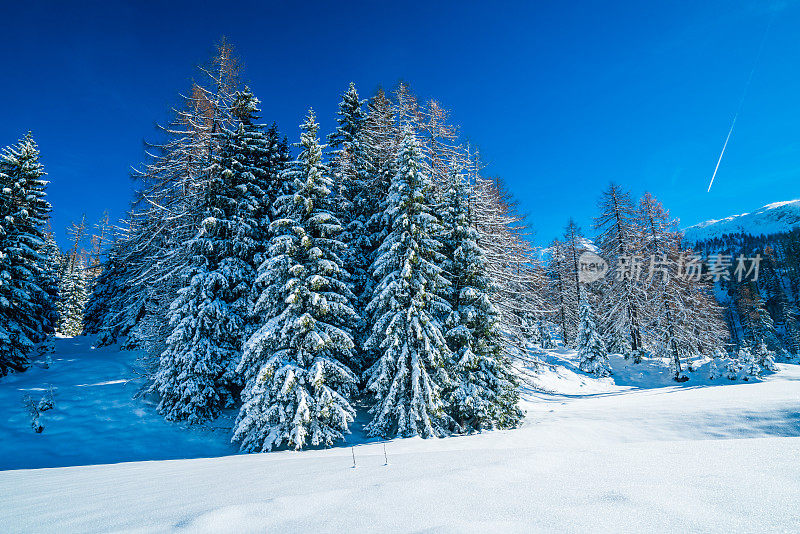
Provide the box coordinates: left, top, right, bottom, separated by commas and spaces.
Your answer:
3, 14, 800, 531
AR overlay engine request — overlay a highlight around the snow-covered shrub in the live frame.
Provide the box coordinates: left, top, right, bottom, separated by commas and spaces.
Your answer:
724, 357, 742, 380
37, 387, 55, 412
22, 395, 44, 433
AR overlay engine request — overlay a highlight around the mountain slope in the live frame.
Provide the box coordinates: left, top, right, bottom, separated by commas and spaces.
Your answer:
684, 199, 800, 243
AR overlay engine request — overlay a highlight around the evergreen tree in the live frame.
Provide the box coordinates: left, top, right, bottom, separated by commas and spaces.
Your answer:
150, 92, 271, 423
149, 196, 242, 423
327, 83, 374, 372
708, 348, 731, 380
83, 239, 121, 341
440, 166, 522, 432
263, 123, 293, 216
739, 345, 761, 379
233, 109, 358, 451
359, 88, 400, 336
82, 230, 144, 347
57, 255, 88, 337
576, 298, 612, 377
14, 135, 58, 342
362, 126, 452, 439
0, 134, 56, 374
219, 89, 276, 343
57, 218, 89, 337
151, 88, 284, 424
39, 230, 62, 333
755, 340, 777, 373
725, 353, 743, 380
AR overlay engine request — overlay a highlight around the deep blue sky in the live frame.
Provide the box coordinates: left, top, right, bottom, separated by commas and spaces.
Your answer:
2, 0, 799, 249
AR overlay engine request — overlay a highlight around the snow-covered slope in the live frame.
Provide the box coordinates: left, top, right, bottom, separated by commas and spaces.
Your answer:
2, 339, 800, 531
684, 199, 800, 243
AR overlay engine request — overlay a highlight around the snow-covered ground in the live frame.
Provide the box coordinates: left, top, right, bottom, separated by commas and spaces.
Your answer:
0, 338, 237, 471
1, 338, 799, 532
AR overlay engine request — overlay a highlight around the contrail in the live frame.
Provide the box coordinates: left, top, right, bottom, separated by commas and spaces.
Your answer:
706, 15, 773, 192
707, 116, 737, 192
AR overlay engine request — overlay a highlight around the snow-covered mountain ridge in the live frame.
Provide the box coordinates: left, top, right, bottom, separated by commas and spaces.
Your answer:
683, 199, 800, 243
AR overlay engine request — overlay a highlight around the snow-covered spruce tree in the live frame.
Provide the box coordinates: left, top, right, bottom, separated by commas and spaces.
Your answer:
362, 126, 452, 439
576, 298, 612, 377
149, 211, 241, 422
327, 83, 375, 372
440, 166, 522, 432
739, 345, 761, 379
15, 136, 59, 341
57, 254, 88, 337
233, 109, 358, 452
0, 134, 57, 375
328, 83, 369, 215
151, 89, 278, 424
594, 183, 647, 362
0, 155, 31, 374
240, 123, 295, 339
57, 218, 90, 337
151, 98, 265, 424
81, 226, 145, 346
263, 123, 292, 216
217, 89, 277, 344
38, 230, 62, 332
83, 239, 119, 339
359, 88, 400, 307
755, 340, 777, 373
708, 348, 731, 380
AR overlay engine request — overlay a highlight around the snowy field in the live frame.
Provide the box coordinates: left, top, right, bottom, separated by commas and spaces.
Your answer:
1, 338, 799, 532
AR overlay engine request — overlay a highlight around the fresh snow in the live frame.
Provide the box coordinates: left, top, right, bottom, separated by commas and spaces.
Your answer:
683, 198, 800, 243
0, 338, 237, 471
2, 338, 800, 532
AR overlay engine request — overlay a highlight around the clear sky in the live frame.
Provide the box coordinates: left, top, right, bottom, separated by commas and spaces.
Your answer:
2, 0, 799, 249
